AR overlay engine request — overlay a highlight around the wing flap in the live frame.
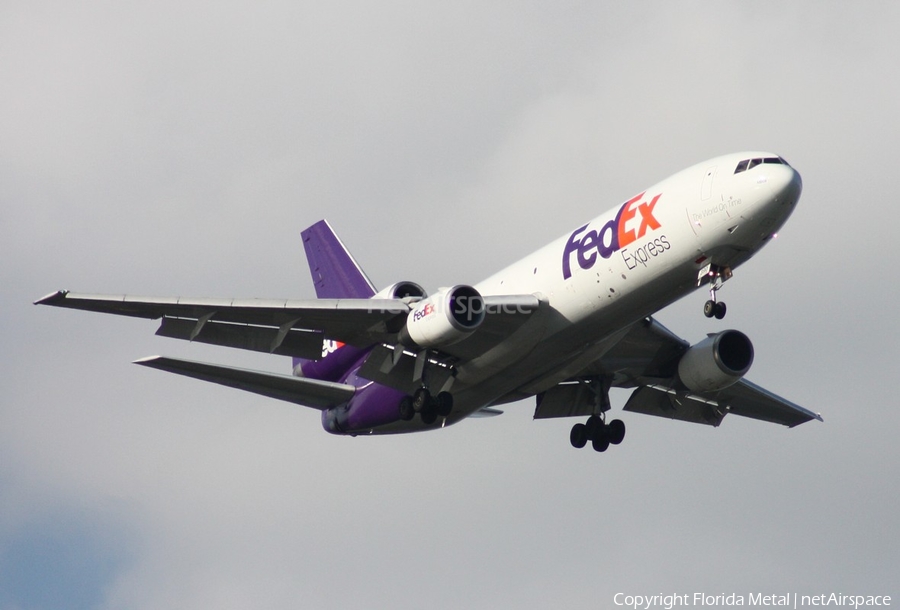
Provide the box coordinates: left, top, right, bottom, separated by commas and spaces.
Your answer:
155, 317, 325, 359
719, 379, 823, 427
623, 386, 726, 426
134, 356, 355, 409
357, 344, 456, 394
622, 381, 822, 428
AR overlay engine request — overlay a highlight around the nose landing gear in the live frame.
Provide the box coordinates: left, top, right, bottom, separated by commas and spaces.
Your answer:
698, 263, 732, 319
703, 299, 726, 320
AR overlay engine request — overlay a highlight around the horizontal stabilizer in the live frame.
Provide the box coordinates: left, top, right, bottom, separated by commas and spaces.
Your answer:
134, 356, 355, 409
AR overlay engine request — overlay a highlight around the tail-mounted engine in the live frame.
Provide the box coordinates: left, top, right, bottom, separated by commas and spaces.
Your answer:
399, 285, 485, 348
677, 330, 754, 393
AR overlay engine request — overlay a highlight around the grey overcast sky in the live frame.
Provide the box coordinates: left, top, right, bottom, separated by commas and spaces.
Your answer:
2, 2, 898, 609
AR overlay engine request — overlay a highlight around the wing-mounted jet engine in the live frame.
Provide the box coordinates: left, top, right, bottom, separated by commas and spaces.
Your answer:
399, 284, 485, 348
677, 330, 754, 393
388, 284, 485, 423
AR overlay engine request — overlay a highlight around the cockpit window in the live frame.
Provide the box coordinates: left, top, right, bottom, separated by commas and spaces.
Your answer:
734, 156, 785, 174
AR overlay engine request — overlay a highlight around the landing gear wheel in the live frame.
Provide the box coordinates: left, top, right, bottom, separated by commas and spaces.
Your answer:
398, 397, 415, 421
413, 387, 431, 411
703, 300, 717, 318
585, 414, 604, 439
714, 301, 727, 319
591, 435, 610, 452
570, 423, 588, 449
607, 419, 626, 445
420, 403, 438, 425
435, 391, 453, 417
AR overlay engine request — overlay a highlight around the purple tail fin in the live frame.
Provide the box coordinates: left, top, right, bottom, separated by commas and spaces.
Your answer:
296, 220, 375, 379
302, 220, 376, 299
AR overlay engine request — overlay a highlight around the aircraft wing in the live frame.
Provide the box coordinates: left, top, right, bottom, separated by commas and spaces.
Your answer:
35, 290, 543, 365
134, 356, 355, 409
35, 290, 410, 356
535, 317, 822, 427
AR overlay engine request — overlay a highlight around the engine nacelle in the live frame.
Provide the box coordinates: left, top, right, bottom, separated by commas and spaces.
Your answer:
401, 285, 485, 348
677, 330, 754, 393
373, 281, 428, 300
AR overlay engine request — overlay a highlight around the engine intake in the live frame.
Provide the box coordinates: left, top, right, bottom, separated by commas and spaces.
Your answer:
401, 285, 485, 348
374, 281, 427, 300
677, 330, 754, 393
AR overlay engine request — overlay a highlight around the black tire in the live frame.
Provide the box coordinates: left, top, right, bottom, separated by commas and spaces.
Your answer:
714, 301, 727, 319
592, 436, 610, 452
421, 403, 438, 425
436, 391, 453, 417
398, 397, 415, 421
703, 300, 717, 318
607, 419, 626, 445
570, 423, 588, 449
585, 414, 604, 440
413, 387, 431, 411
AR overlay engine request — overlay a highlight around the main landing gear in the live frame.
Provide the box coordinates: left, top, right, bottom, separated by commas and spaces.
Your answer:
398, 387, 453, 425
699, 263, 732, 320
570, 415, 626, 453
564, 376, 625, 453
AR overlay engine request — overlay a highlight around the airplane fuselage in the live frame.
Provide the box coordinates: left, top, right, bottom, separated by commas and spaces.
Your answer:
329, 152, 802, 434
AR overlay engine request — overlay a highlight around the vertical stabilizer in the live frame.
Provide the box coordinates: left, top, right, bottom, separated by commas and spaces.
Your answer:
302, 220, 376, 299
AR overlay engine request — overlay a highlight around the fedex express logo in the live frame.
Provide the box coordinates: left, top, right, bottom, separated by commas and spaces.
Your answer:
562, 191, 668, 279
322, 339, 345, 358
412, 302, 436, 322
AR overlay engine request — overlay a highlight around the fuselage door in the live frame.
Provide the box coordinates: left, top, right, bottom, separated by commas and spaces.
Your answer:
701, 166, 717, 201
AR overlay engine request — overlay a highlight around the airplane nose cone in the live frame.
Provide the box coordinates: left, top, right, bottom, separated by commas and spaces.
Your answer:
769, 164, 802, 207
751, 161, 802, 239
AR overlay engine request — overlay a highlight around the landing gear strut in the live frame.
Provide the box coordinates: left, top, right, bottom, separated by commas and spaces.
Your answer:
570, 414, 626, 452
699, 263, 732, 319
396, 348, 455, 425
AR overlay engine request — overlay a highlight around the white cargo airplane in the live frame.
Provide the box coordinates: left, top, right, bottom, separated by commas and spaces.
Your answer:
36, 152, 821, 452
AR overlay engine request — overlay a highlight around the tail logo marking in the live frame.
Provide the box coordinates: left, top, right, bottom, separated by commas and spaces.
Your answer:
322, 339, 345, 358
